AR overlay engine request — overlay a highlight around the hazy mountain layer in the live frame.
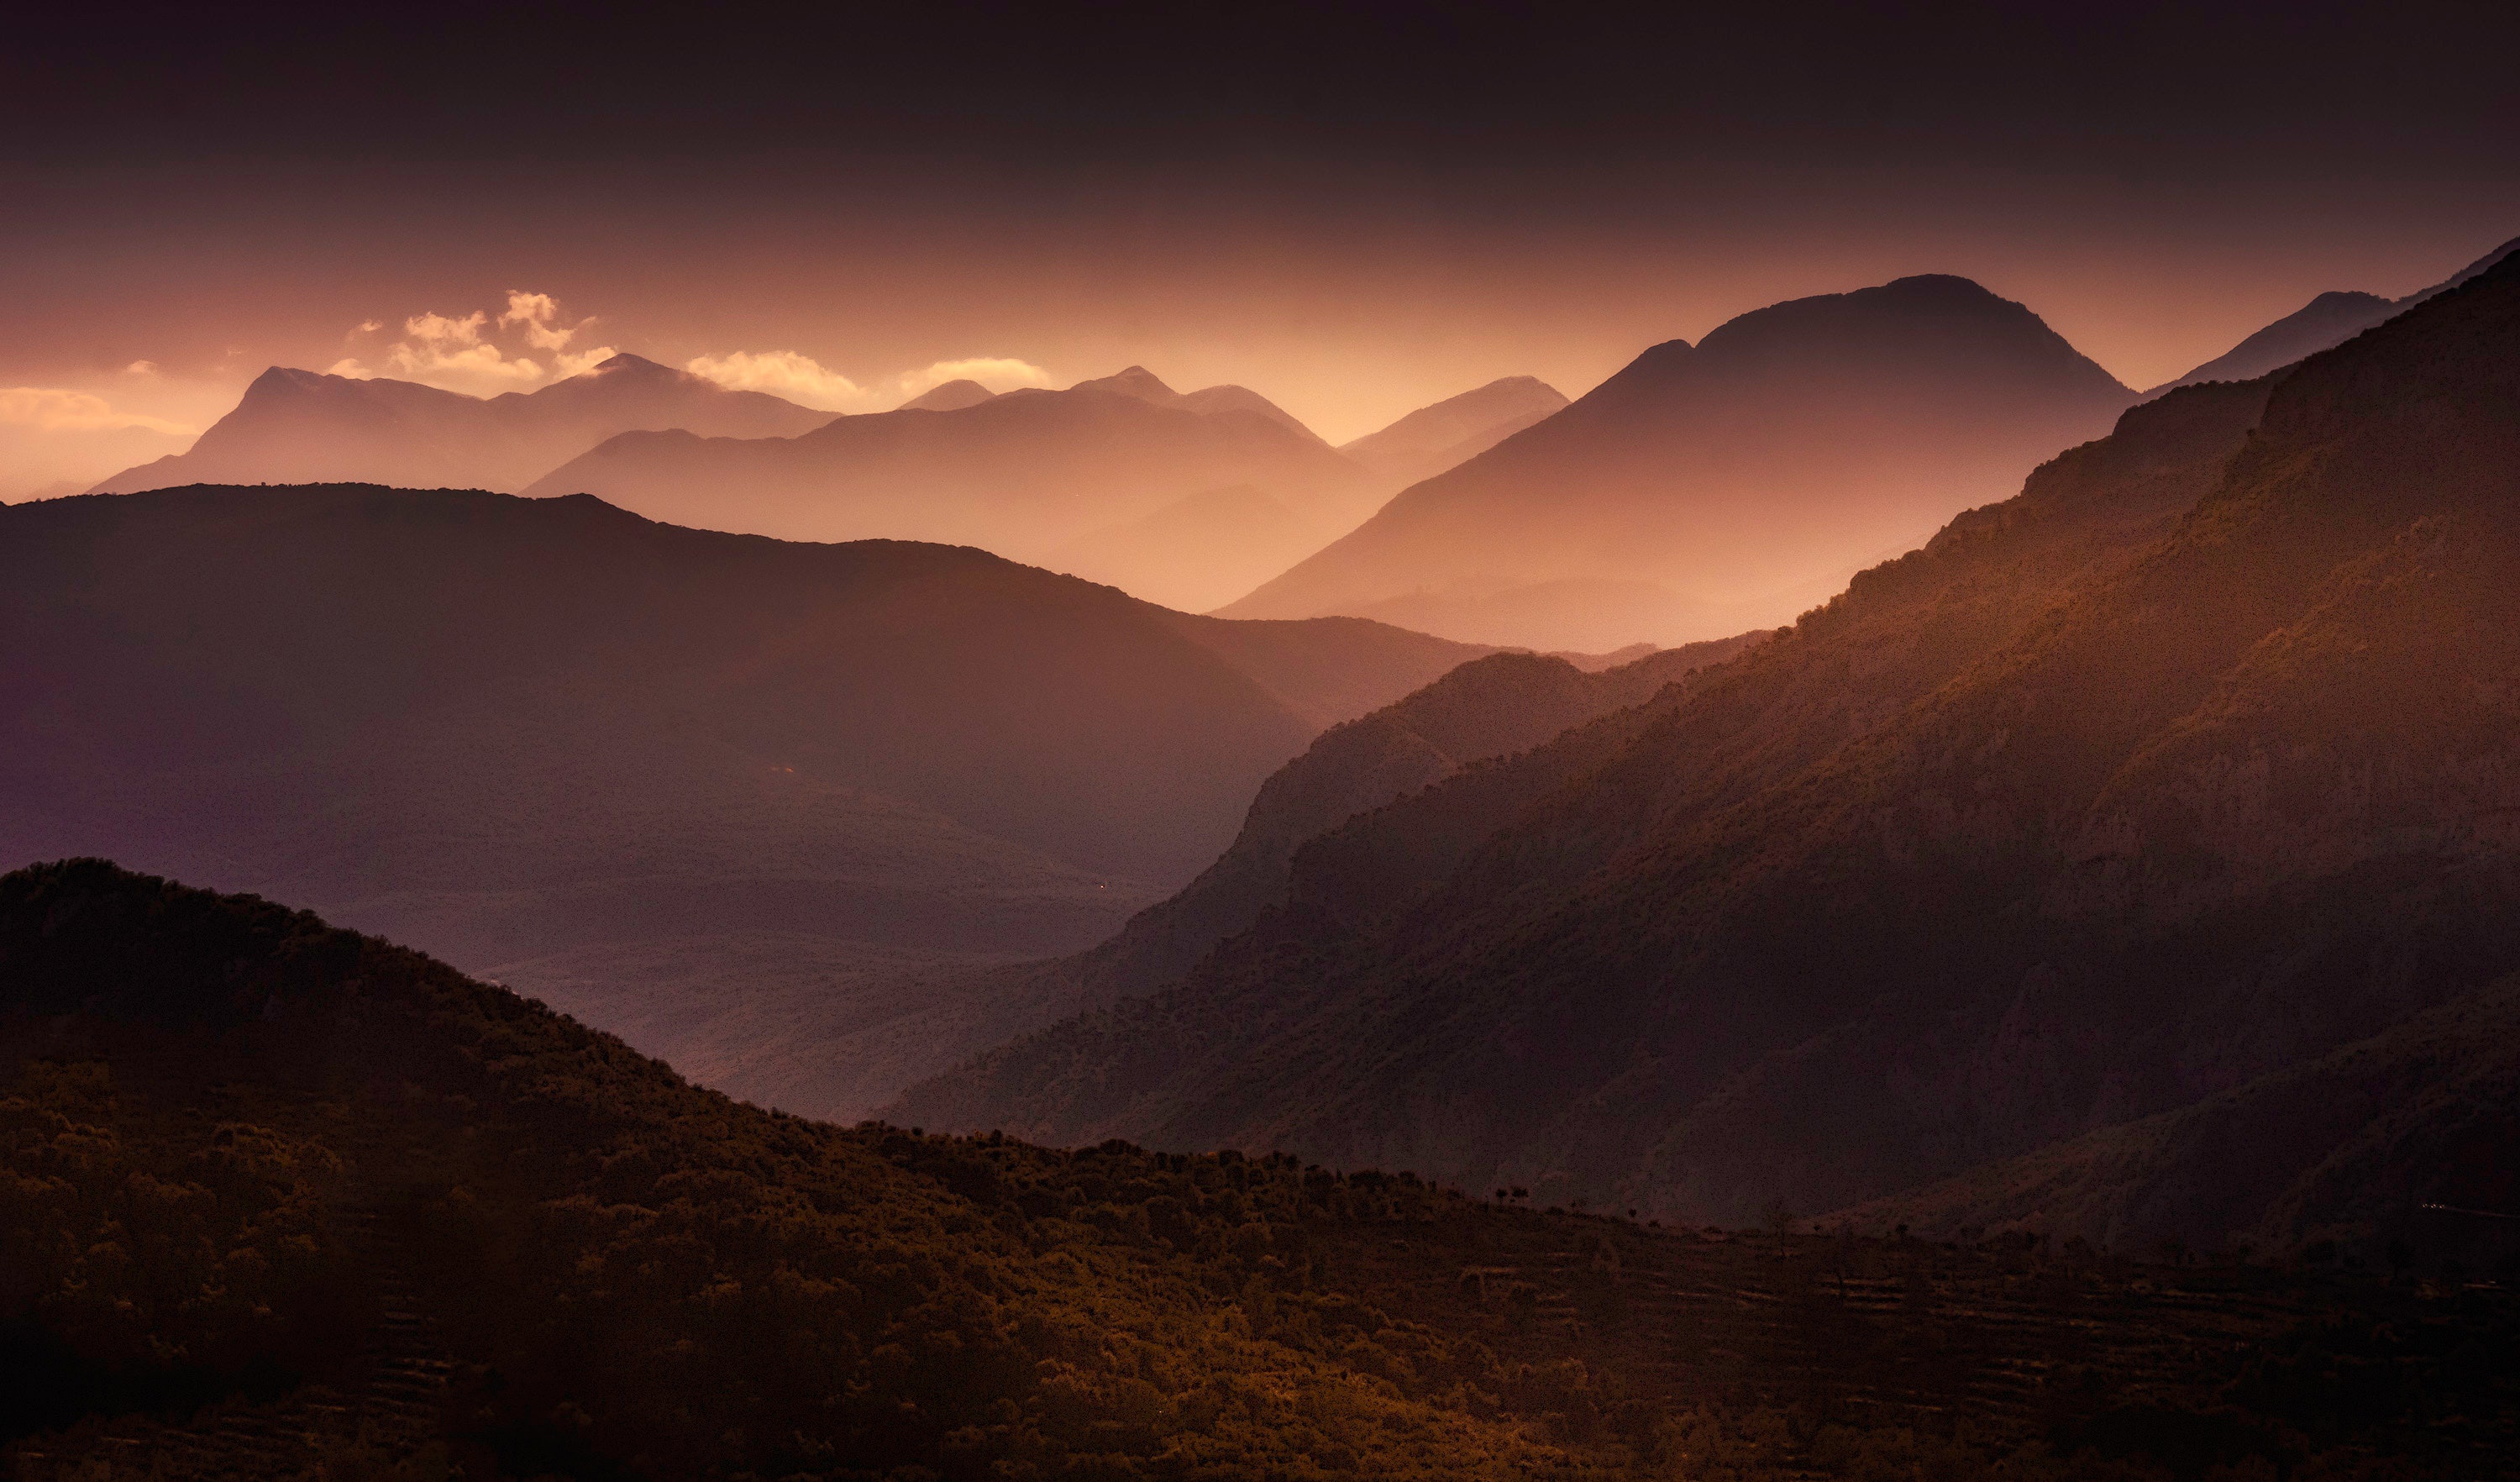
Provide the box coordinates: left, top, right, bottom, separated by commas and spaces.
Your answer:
2149, 234, 2518, 393
1221, 275, 2135, 649
526, 370, 1379, 612
8, 861, 2502, 1480
1336, 376, 1570, 491
616, 635, 1757, 1121
87, 354, 832, 496
0, 485, 1485, 1036
902, 253, 2520, 1252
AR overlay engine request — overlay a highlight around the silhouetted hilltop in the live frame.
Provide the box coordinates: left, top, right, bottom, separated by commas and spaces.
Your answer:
898, 376, 996, 410
1069, 365, 1329, 444
87, 354, 832, 496
903, 251, 2520, 1257
1221, 275, 2134, 649
1338, 376, 1571, 491
2150, 233, 2520, 393
0, 485, 1484, 1017
9, 860, 2506, 1479
527, 370, 1378, 611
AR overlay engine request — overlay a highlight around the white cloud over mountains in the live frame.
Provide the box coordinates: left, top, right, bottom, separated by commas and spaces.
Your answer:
680, 349, 1052, 412
325, 289, 1052, 413
329, 292, 619, 396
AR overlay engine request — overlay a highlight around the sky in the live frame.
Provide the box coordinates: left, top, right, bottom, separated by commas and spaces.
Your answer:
5, 0, 2517, 496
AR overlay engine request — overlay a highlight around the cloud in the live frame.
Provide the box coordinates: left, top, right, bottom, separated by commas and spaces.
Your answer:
403, 309, 488, 346
682, 349, 868, 411
684, 350, 1055, 411
900, 357, 1053, 396
498, 291, 590, 352
328, 292, 609, 397
0, 386, 196, 435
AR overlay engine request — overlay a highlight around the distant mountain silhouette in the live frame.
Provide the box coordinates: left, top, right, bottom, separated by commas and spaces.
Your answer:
1066, 365, 1329, 444
87, 353, 832, 495
2149, 234, 2519, 393
526, 367, 1380, 612
0, 485, 1488, 1069
1219, 275, 2134, 649
1337, 376, 1570, 490
902, 251, 2520, 1255
899, 377, 997, 411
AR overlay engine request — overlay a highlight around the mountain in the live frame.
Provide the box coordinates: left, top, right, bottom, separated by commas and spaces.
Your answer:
0, 485, 1489, 1109
1045, 377, 1576, 610
1219, 276, 2135, 650
86, 354, 832, 495
899, 376, 996, 410
1337, 376, 1571, 490
7, 861, 2502, 1480
526, 368, 1380, 612
900, 252, 2520, 1256
587, 633, 1763, 1122
1070, 365, 1330, 444
2149, 234, 2520, 393
2147, 291, 2399, 394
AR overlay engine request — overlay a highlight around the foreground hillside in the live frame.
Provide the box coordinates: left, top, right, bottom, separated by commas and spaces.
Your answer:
0, 486, 1488, 1110
904, 253, 2520, 1256
6, 863, 2512, 1479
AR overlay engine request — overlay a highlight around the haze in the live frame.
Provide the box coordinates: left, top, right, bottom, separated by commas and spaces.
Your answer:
8, 4, 2517, 500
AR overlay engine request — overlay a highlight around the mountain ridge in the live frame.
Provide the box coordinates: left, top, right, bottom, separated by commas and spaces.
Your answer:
87, 353, 832, 496
1218, 274, 2135, 649
900, 250, 2520, 1252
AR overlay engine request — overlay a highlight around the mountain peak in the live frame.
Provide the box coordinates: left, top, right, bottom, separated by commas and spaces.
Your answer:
1880, 272, 2001, 297
585, 352, 673, 376
900, 378, 997, 412
1074, 365, 1180, 402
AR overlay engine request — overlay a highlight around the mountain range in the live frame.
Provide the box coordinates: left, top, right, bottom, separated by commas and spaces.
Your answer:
899, 250, 2520, 1259
1334, 375, 1570, 489
85, 353, 832, 495
0, 484, 1490, 1112
1218, 275, 2138, 650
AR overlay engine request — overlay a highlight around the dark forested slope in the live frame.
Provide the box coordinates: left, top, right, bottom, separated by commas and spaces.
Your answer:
8, 862, 2510, 1480
906, 253, 2520, 1252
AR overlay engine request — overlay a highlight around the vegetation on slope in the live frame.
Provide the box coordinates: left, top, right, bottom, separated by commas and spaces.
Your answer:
7, 862, 2516, 1479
